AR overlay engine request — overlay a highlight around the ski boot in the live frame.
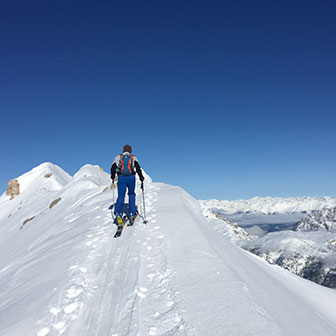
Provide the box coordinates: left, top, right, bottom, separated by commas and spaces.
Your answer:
128, 212, 137, 226
116, 212, 124, 227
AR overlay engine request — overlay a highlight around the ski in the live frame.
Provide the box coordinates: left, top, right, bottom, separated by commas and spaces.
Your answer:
113, 215, 129, 238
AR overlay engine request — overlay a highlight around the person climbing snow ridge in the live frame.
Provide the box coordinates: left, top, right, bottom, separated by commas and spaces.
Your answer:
110, 144, 145, 228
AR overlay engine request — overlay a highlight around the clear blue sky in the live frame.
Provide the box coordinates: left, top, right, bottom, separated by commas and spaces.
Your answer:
1, 0, 335, 200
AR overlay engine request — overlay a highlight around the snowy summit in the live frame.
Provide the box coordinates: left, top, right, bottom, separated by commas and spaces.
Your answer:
0, 163, 336, 336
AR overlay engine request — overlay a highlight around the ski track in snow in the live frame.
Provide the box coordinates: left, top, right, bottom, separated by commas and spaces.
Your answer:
36, 186, 187, 336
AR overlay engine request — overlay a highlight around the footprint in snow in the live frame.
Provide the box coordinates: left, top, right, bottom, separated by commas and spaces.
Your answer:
50, 307, 61, 316
53, 321, 66, 334
66, 286, 83, 299
147, 273, 156, 279
135, 287, 148, 299
148, 327, 157, 335
37, 327, 50, 336
64, 302, 79, 314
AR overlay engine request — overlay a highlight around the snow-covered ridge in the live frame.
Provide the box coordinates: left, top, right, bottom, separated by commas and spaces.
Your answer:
0, 162, 151, 227
1, 162, 151, 202
1, 163, 336, 335
200, 196, 336, 215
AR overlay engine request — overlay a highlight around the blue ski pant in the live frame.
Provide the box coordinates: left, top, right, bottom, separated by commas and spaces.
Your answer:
115, 175, 137, 214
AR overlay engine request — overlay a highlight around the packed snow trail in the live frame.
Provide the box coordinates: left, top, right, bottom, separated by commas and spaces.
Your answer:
1, 163, 336, 336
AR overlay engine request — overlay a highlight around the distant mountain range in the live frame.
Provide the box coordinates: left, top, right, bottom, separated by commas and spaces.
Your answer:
200, 196, 336, 215
200, 198, 336, 289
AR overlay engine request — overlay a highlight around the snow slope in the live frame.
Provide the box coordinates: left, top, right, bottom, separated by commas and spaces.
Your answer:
1, 164, 336, 336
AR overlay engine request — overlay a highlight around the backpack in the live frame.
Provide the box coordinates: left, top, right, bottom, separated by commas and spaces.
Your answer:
119, 154, 134, 176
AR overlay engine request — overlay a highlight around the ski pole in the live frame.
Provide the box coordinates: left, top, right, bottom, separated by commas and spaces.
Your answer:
111, 180, 116, 221
112, 183, 115, 209
141, 182, 148, 224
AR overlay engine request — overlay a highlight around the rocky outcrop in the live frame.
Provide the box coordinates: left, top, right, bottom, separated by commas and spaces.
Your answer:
296, 207, 336, 232
201, 207, 252, 241
243, 230, 336, 289
246, 245, 336, 289
49, 197, 62, 209
6, 179, 20, 200
20, 216, 35, 230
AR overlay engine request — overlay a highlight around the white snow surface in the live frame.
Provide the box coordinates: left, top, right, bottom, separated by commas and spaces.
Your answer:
200, 196, 336, 215
1, 163, 336, 336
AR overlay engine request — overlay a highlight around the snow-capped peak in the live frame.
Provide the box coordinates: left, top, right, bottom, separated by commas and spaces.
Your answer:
72, 164, 111, 189
3, 162, 72, 197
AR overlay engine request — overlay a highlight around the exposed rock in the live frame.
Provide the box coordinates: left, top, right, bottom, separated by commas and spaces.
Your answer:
243, 231, 336, 289
296, 207, 336, 232
44, 173, 52, 178
20, 216, 35, 230
248, 247, 336, 289
6, 179, 20, 200
202, 208, 252, 241
49, 197, 62, 209
103, 186, 109, 192
328, 239, 336, 246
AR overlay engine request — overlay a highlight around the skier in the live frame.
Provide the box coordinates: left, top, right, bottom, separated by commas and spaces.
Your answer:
110, 144, 145, 226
